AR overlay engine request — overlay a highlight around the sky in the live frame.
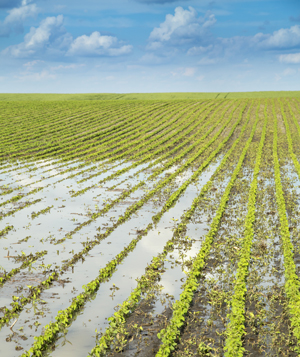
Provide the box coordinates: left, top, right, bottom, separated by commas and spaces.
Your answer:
0, 0, 299, 93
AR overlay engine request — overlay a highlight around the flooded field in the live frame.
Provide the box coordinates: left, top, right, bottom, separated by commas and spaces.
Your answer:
1, 98, 300, 356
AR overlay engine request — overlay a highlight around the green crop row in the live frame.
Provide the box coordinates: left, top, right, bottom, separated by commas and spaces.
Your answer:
274, 99, 300, 353
88, 101, 254, 357
72, 101, 201, 185
10, 101, 243, 355
101, 101, 232, 191
1, 101, 180, 194
223, 102, 267, 356
20, 223, 158, 357
0, 224, 14, 237
281, 99, 300, 177
4, 101, 165, 161
0, 101, 228, 332
0, 100, 145, 150
155, 100, 258, 357
0, 250, 47, 286
56, 101, 241, 244
1, 101, 157, 164
0, 270, 58, 328
72, 100, 227, 196
18, 100, 231, 354
31, 205, 53, 219
33, 101, 172, 161
152, 100, 249, 222
0, 198, 42, 222
0, 185, 45, 209
0, 102, 183, 208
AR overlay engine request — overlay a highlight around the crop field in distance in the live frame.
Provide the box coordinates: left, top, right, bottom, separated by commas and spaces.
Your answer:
2, 92, 300, 357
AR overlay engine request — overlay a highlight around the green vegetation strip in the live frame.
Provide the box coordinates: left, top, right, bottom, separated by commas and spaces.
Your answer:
0, 101, 243, 337
280, 99, 300, 176
273, 100, 300, 353
0, 198, 42, 222
0, 250, 47, 286
72, 100, 229, 197
155, 101, 259, 357
2, 101, 161, 160
223, 102, 267, 356
19, 101, 247, 356
57, 101, 242, 244
31, 205, 53, 219
0, 102, 184, 204
0, 271, 58, 328
0, 225, 14, 237
87, 102, 255, 357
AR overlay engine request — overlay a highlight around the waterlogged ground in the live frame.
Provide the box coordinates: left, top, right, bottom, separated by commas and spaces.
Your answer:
1, 98, 300, 356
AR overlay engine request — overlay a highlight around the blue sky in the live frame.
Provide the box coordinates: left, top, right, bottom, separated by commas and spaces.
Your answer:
0, 0, 299, 93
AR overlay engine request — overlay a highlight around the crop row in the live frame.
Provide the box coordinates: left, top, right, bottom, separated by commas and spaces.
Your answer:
275, 99, 300, 353
0, 101, 241, 334
0, 101, 184, 194
155, 100, 259, 357
14, 101, 248, 355
72, 100, 228, 196
0, 198, 42, 222
0, 100, 225, 248
0, 250, 47, 286
87, 102, 255, 356
223, 101, 267, 356
56, 101, 243, 244
2, 101, 168, 161
0, 102, 197, 213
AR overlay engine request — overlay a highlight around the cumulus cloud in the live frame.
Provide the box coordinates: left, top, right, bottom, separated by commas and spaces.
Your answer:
0, 1, 38, 37
145, 7, 300, 66
68, 31, 132, 57
254, 25, 300, 50
2, 15, 132, 58
279, 52, 300, 64
148, 7, 216, 49
187, 25, 300, 64
2, 15, 72, 57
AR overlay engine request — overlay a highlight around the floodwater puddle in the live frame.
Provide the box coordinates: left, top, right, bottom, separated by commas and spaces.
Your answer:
0, 154, 224, 355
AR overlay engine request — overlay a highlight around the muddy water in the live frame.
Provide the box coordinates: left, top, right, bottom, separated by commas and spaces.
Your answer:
0, 156, 222, 355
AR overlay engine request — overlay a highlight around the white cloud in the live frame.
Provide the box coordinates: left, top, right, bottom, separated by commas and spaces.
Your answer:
0, 1, 38, 37
68, 31, 132, 57
255, 25, 300, 50
148, 7, 216, 48
2, 15, 72, 57
187, 25, 300, 65
279, 52, 300, 64
2, 14, 133, 59
146, 8, 300, 66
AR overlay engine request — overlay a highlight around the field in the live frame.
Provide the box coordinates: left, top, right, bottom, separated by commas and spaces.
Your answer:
1, 94, 300, 356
